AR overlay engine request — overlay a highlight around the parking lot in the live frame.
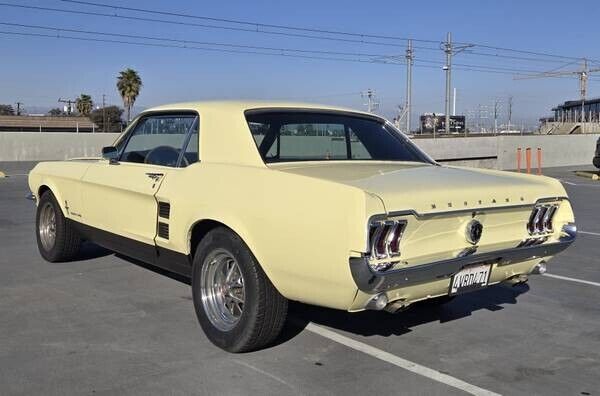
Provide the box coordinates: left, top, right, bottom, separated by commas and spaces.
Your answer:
1, 161, 599, 395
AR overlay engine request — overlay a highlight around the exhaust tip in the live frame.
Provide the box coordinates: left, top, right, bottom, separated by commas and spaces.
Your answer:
532, 261, 547, 275
366, 293, 388, 311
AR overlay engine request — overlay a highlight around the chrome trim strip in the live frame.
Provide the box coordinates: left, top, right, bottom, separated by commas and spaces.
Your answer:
383, 196, 568, 220
350, 223, 576, 294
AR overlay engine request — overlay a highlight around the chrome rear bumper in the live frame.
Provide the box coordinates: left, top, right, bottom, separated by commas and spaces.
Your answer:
350, 223, 577, 294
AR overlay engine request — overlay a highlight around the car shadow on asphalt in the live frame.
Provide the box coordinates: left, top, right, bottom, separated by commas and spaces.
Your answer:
277, 283, 530, 344
104, 251, 530, 347
76, 241, 114, 261
114, 253, 192, 285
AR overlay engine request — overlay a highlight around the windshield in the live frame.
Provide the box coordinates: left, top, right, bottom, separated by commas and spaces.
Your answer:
245, 110, 432, 164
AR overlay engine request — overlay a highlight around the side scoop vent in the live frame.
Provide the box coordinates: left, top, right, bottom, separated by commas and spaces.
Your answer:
158, 202, 170, 219
158, 222, 169, 239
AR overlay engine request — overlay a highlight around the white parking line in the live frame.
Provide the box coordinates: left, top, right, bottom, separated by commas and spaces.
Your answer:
543, 273, 600, 288
305, 323, 501, 396
579, 230, 600, 237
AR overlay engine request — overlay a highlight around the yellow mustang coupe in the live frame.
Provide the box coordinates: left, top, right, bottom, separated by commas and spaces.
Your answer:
28, 101, 576, 352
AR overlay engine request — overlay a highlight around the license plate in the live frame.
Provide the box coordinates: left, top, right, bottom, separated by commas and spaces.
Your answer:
449, 264, 492, 295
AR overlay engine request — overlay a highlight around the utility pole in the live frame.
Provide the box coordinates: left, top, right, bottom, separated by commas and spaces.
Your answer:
493, 99, 501, 135
15, 102, 23, 116
507, 96, 513, 133
361, 89, 379, 113
442, 32, 473, 134
581, 59, 588, 133
405, 39, 413, 134
102, 94, 106, 133
443, 32, 452, 135
58, 98, 75, 115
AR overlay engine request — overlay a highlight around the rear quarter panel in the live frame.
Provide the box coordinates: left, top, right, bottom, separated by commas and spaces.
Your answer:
156, 163, 385, 310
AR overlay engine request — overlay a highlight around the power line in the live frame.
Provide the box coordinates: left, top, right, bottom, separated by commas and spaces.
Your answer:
3, 26, 600, 82
60, 0, 441, 44
59, 0, 598, 62
0, 3, 415, 49
0, 21, 397, 58
0, 21, 574, 75
0, 2, 596, 65
0, 30, 408, 66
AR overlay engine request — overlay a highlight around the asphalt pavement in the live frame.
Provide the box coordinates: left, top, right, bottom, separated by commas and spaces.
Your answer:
1, 161, 599, 395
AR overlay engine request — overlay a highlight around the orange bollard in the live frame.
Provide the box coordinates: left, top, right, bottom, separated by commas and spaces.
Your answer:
525, 147, 532, 174
537, 148, 542, 175
517, 147, 522, 172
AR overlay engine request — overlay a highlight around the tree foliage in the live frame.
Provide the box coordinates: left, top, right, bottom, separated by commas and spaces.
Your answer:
47, 108, 64, 116
116, 68, 142, 123
76, 94, 94, 116
0, 104, 15, 116
89, 105, 124, 132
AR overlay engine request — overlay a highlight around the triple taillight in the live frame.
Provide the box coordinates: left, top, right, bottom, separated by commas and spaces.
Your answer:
527, 204, 558, 235
369, 220, 406, 263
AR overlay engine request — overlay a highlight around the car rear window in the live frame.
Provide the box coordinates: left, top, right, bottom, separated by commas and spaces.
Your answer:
245, 110, 431, 164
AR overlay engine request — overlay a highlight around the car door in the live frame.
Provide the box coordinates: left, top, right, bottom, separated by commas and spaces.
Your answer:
79, 112, 198, 263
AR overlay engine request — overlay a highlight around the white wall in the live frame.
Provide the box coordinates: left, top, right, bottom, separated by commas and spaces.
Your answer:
0, 131, 598, 170
0, 132, 120, 162
413, 134, 599, 169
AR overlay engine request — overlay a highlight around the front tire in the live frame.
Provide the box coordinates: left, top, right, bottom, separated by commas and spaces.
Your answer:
36, 190, 82, 262
191, 227, 288, 352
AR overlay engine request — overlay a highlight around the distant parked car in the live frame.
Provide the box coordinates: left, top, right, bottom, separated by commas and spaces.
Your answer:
594, 137, 600, 169
28, 101, 577, 352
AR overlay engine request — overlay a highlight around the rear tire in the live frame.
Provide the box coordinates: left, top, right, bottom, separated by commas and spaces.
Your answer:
191, 227, 288, 352
36, 190, 82, 262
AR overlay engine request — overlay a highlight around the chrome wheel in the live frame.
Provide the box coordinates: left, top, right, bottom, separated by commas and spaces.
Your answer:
39, 202, 57, 251
200, 249, 245, 331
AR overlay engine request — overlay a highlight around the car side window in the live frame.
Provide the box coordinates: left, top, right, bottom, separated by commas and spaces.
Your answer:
119, 114, 197, 167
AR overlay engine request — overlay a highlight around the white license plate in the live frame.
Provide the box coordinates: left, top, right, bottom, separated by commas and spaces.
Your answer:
449, 264, 492, 295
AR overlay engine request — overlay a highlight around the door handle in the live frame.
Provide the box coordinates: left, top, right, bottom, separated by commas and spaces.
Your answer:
146, 172, 164, 182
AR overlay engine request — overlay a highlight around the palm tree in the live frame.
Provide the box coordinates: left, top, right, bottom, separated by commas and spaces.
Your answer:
116, 68, 142, 123
76, 94, 93, 116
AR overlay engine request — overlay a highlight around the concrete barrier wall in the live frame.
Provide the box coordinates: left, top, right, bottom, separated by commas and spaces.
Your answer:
413, 134, 599, 169
0, 131, 598, 169
413, 136, 498, 161
497, 134, 599, 169
0, 132, 120, 161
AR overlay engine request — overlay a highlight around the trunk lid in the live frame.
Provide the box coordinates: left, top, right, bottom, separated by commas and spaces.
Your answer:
270, 161, 563, 213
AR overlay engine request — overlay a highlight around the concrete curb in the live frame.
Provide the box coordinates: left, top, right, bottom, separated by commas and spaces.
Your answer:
574, 170, 600, 180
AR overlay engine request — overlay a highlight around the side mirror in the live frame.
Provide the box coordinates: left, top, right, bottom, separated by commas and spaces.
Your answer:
101, 146, 119, 163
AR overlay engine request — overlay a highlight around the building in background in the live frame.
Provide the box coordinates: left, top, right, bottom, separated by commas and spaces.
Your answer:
538, 98, 600, 134
551, 97, 600, 123
0, 115, 98, 132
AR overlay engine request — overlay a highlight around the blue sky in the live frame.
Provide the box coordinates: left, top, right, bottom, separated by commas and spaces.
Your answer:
2, 0, 600, 128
